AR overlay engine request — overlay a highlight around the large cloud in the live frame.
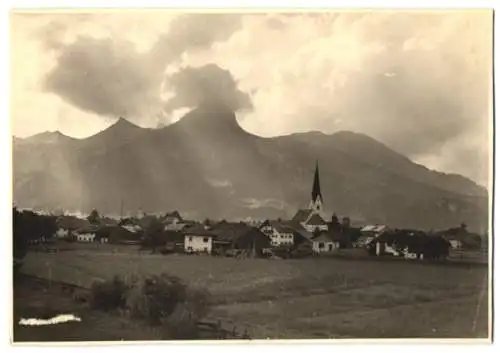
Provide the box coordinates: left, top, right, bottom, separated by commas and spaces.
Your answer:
42, 14, 244, 124
163, 64, 253, 113
12, 11, 492, 185
196, 11, 491, 185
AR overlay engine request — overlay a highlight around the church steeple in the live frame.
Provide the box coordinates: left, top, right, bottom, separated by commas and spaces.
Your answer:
309, 160, 323, 213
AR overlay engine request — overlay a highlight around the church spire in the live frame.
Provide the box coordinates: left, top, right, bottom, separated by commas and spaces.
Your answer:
312, 160, 322, 203
309, 160, 323, 213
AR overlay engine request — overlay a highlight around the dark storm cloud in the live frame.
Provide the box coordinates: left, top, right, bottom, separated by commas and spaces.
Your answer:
163, 64, 253, 113
43, 13, 244, 119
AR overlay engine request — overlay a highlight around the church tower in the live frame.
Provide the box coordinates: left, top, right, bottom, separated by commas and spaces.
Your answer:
309, 160, 323, 214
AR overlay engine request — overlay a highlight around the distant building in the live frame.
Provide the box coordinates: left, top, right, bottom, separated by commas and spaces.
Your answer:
55, 215, 91, 238
360, 224, 390, 237
291, 161, 329, 232
259, 220, 295, 247
163, 211, 189, 231
74, 225, 100, 242
183, 224, 216, 253
312, 231, 341, 253
209, 222, 271, 256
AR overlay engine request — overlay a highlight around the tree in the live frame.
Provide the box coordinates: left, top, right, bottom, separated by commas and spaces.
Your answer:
87, 209, 100, 225
313, 227, 322, 239
341, 217, 351, 230
13, 207, 28, 264
12, 207, 57, 274
143, 218, 165, 254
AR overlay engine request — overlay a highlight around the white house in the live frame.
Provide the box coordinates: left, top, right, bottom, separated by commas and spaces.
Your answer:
259, 220, 295, 247
183, 225, 215, 253
361, 225, 390, 237
76, 233, 96, 242
184, 234, 213, 253
312, 231, 341, 253
55, 228, 69, 238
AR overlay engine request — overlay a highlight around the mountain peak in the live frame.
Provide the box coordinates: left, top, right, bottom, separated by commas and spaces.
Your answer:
174, 104, 246, 135
19, 130, 71, 145
111, 117, 141, 130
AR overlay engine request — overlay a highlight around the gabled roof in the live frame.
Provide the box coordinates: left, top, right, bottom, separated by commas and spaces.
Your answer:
280, 220, 312, 240
57, 216, 91, 230
268, 220, 296, 234
356, 235, 374, 245
292, 209, 313, 224
74, 224, 101, 234
100, 217, 118, 226
184, 224, 217, 237
210, 222, 254, 242
312, 230, 341, 243
165, 210, 182, 219
361, 225, 389, 233
305, 213, 327, 226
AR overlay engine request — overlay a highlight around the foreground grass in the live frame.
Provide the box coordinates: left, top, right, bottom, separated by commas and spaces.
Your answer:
20, 247, 490, 340
12, 275, 169, 342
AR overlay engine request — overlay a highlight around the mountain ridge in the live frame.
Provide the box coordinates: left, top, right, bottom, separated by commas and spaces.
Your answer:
12, 106, 488, 232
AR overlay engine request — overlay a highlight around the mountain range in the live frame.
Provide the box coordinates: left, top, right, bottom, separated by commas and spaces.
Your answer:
12, 103, 489, 232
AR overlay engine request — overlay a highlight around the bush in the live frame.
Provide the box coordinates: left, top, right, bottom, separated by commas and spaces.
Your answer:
90, 275, 128, 311
126, 273, 198, 326
89, 271, 212, 338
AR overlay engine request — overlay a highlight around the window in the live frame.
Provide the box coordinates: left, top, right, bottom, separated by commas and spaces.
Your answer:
188, 236, 193, 242
203, 237, 209, 243
319, 242, 325, 249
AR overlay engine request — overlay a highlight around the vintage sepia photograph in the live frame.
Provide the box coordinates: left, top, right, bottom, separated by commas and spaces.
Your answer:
9, 8, 493, 343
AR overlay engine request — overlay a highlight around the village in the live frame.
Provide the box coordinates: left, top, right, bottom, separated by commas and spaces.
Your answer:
28, 162, 486, 262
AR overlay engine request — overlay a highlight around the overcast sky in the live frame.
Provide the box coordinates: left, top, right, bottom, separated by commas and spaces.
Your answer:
11, 10, 492, 186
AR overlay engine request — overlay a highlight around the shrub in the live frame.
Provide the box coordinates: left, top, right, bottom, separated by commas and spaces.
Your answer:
126, 274, 187, 325
89, 275, 128, 311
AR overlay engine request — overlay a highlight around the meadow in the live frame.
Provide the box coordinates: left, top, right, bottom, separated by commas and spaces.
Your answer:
17, 244, 490, 340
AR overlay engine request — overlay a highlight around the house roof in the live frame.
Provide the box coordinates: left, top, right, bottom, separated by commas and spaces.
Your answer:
361, 225, 389, 233
184, 224, 217, 237
57, 216, 91, 230
108, 225, 141, 241
165, 211, 182, 220
305, 213, 327, 226
268, 220, 296, 234
292, 209, 313, 224
356, 235, 374, 245
100, 217, 118, 226
280, 221, 312, 240
210, 222, 254, 242
313, 230, 342, 243
74, 224, 101, 234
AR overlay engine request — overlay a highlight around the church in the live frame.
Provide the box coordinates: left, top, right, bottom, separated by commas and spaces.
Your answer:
291, 161, 329, 233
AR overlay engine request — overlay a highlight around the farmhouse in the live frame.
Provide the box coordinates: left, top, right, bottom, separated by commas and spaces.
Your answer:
55, 216, 91, 238
210, 222, 271, 256
118, 218, 143, 234
74, 225, 100, 242
163, 211, 189, 231
102, 225, 142, 245
360, 224, 390, 238
183, 224, 217, 253
259, 220, 295, 247
312, 230, 341, 253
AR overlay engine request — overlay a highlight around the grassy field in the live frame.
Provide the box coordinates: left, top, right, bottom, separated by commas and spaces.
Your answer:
17, 244, 490, 340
